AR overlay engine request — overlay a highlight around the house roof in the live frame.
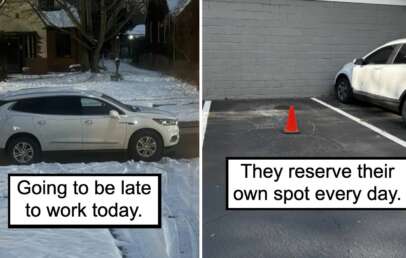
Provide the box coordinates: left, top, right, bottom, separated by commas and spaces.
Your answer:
167, 0, 191, 15
42, 10, 76, 28
127, 24, 146, 37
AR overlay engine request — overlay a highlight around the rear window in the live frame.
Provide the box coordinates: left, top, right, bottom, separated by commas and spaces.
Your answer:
0, 101, 7, 107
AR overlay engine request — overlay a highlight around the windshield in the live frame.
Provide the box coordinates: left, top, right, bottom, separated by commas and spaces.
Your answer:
101, 94, 140, 112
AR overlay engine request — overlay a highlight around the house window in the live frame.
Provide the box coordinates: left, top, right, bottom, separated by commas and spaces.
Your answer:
55, 32, 72, 58
24, 34, 37, 59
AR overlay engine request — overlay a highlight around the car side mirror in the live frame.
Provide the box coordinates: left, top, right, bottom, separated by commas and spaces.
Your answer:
354, 58, 366, 66
109, 110, 120, 119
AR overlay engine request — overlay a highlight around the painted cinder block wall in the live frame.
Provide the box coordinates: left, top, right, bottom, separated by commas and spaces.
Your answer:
203, 0, 406, 99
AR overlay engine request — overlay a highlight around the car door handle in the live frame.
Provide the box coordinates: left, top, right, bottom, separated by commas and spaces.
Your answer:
37, 120, 46, 126
84, 120, 93, 125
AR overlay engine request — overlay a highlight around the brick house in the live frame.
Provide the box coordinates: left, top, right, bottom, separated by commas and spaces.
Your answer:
142, 0, 198, 62
0, 0, 82, 74
203, 0, 406, 99
135, 0, 198, 83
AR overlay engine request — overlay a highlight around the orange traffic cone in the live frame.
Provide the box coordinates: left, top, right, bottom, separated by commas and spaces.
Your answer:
284, 105, 300, 134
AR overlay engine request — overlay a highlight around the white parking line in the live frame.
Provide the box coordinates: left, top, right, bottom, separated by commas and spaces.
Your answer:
311, 97, 406, 149
201, 101, 212, 144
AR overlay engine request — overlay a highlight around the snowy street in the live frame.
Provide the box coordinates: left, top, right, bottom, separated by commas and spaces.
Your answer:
0, 158, 199, 258
0, 61, 199, 121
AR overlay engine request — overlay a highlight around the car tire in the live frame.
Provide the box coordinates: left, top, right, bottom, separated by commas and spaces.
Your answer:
7, 136, 41, 165
401, 100, 406, 126
128, 130, 163, 162
335, 77, 353, 103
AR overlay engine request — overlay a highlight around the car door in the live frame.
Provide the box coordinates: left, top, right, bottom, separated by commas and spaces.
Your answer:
378, 44, 406, 100
352, 45, 397, 97
22, 96, 83, 151
80, 97, 127, 150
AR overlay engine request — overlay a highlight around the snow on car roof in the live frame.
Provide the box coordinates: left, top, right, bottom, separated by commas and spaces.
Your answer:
0, 87, 102, 101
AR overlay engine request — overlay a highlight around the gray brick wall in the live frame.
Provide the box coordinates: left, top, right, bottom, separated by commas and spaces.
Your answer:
203, 0, 406, 99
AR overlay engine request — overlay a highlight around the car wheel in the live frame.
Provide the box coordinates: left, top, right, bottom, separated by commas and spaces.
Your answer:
336, 77, 353, 103
7, 136, 41, 165
128, 130, 163, 162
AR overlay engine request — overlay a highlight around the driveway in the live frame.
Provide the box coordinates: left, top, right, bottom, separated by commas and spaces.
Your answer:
203, 98, 406, 258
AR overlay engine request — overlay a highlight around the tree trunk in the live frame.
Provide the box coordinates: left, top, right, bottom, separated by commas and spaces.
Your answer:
0, 63, 6, 81
90, 50, 100, 73
0, 34, 6, 81
89, 44, 104, 73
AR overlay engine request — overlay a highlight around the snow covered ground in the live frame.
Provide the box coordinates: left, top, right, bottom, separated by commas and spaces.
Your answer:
0, 61, 199, 121
0, 158, 199, 258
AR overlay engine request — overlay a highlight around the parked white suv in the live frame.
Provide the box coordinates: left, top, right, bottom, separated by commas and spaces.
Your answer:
335, 39, 406, 122
0, 88, 180, 164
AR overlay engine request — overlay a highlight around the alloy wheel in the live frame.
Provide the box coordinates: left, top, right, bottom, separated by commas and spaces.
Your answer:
13, 142, 34, 164
136, 136, 157, 158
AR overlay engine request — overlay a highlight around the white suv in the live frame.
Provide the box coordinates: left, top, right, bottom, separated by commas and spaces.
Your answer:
335, 39, 406, 122
0, 88, 180, 164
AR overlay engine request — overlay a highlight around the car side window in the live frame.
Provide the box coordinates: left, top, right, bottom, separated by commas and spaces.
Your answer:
43, 96, 82, 115
12, 97, 82, 115
12, 98, 44, 113
365, 46, 395, 65
81, 98, 117, 115
394, 45, 406, 64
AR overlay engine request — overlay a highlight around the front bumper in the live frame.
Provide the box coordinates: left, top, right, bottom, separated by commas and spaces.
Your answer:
162, 125, 180, 147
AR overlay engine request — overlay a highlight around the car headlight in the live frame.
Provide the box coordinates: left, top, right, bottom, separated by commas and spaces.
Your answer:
153, 118, 178, 126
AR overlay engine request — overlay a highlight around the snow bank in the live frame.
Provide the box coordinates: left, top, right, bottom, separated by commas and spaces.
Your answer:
0, 61, 199, 121
0, 199, 121, 258
0, 158, 198, 258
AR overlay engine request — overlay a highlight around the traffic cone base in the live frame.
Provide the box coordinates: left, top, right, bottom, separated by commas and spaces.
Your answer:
284, 105, 300, 134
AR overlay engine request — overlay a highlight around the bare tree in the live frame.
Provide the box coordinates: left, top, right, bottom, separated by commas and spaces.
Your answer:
0, 33, 6, 81
26, 0, 147, 72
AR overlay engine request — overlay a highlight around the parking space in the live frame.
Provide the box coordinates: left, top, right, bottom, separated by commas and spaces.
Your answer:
203, 98, 406, 258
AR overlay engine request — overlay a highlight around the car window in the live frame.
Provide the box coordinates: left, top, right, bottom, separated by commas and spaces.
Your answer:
12, 98, 43, 113
12, 96, 81, 115
365, 46, 396, 65
81, 98, 117, 115
394, 45, 406, 64
0, 100, 8, 107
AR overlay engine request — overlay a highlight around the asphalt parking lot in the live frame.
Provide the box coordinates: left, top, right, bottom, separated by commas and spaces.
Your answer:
203, 98, 406, 258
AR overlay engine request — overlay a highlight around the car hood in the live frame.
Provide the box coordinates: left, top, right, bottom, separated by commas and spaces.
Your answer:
129, 105, 177, 119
